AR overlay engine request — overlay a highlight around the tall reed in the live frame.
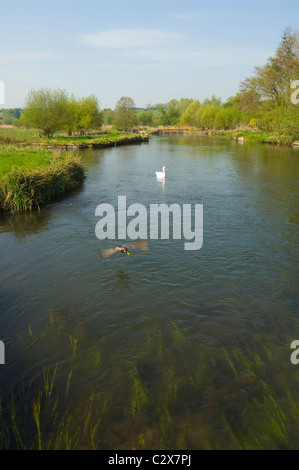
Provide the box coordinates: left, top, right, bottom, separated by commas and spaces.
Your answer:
0, 150, 84, 213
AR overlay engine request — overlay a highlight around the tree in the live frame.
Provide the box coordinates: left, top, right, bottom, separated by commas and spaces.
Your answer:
65, 95, 79, 136
214, 107, 241, 129
138, 110, 154, 127
202, 95, 222, 107
74, 95, 103, 135
239, 28, 299, 133
103, 108, 114, 126
240, 28, 299, 109
197, 104, 217, 129
114, 97, 137, 131
178, 98, 194, 114
180, 100, 201, 127
2, 109, 19, 125
22, 88, 71, 137
159, 99, 181, 126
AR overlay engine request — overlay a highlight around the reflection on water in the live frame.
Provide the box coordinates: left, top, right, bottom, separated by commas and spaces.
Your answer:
156, 175, 166, 190
0, 210, 51, 240
0, 136, 298, 449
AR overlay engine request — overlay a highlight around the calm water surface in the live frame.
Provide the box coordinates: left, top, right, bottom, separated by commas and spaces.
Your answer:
0, 136, 298, 449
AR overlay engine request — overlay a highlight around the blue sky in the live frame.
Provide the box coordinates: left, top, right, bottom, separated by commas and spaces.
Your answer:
0, 0, 298, 109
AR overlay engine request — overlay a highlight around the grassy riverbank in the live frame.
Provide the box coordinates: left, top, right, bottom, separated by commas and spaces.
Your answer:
154, 128, 298, 145
211, 130, 298, 145
1, 126, 295, 146
0, 147, 54, 180
0, 128, 149, 147
0, 128, 149, 213
0, 148, 84, 213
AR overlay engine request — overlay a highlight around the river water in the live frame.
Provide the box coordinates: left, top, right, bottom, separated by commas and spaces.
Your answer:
0, 135, 298, 449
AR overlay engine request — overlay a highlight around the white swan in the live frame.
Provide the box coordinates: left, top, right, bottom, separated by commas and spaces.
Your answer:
156, 166, 166, 178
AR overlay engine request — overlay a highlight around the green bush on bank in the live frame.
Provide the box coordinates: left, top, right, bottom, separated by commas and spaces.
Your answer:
207, 130, 296, 145
231, 130, 296, 145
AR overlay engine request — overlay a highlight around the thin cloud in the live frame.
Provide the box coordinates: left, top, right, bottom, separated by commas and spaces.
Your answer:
80, 28, 272, 70
81, 29, 181, 48
121, 44, 272, 68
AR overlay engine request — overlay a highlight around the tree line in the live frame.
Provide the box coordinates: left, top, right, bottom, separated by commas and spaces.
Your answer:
0, 108, 22, 125
3, 28, 298, 137
134, 28, 298, 135
103, 28, 298, 136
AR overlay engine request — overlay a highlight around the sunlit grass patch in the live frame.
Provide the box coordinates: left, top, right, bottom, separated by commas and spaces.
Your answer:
0, 149, 84, 212
0, 146, 52, 181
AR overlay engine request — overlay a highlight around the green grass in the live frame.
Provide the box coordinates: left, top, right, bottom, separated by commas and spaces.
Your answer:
0, 147, 53, 181
2, 126, 295, 146
210, 129, 297, 145
0, 149, 84, 212
0, 127, 149, 212
0, 128, 148, 146
232, 130, 296, 144
0, 128, 41, 144
155, 127, 297, 144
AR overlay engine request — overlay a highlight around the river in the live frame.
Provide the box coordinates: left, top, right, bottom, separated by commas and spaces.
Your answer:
0, 135, 298, 449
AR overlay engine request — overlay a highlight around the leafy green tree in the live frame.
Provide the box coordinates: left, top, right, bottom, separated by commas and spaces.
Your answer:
138, 110, 154, 126
279, 106, 299, 136
0, 108, 22, 125
202, 95, 222, 107
65, 95, 79, 135
214, 107, 241, 129
22, 88, 71, 137
103, 108, 114, 126
74, 95, 103, 135
178, 98, 194, 114
180, 100, 201, 127
155, 104, 166, 124
65, 95, 103, 135
2, 110, 14, 125
114, 96, 137, 131
197, 104, 217, 129
159, 99, 181, 126
239, 27, 299, 134
240, 28, 299, 108
223, 94, 242, 109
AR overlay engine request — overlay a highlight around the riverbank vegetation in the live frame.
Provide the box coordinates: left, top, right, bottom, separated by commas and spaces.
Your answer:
143, 28, 298, 143
0, 128, 148, 147
1, 310, 299, 449
2, 29, 297, 144
18, 89, 104, 138
0, 127, 148, 212
213, 129, 297, 145
101, 28, 297, 143
0, 27, 297, 213
0, 148, 84, 212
